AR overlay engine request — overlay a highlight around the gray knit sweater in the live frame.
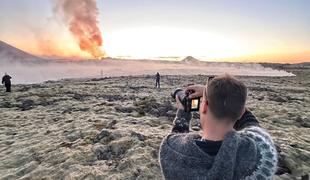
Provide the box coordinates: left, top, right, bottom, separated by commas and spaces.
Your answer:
159, 110, 278, 180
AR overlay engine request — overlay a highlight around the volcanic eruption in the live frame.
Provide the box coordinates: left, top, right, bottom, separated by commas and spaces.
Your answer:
53, 0, 105, 59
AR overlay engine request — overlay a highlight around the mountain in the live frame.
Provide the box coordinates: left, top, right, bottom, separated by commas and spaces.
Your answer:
181, 56, 202, 64
0, 40, 46, 64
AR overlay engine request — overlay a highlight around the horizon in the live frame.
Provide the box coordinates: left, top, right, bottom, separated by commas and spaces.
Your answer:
0, 0, 309, 63
0, 39, 309, 64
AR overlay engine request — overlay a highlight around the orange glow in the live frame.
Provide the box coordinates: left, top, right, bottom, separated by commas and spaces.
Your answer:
3, 26, 309, 63
13, 40, 310, 63
212, 53, 310, 64
6, 36, 92, 59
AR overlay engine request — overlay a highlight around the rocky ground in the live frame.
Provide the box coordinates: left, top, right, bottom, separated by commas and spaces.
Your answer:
0, 68, 309, 179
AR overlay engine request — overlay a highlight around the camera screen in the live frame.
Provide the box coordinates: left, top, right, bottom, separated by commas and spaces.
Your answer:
191, 99, 200, 111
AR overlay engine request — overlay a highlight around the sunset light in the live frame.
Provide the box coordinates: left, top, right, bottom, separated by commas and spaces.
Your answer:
104, 27, 247, 59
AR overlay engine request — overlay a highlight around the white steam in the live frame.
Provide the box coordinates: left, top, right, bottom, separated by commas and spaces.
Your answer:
0, 59, 294, 84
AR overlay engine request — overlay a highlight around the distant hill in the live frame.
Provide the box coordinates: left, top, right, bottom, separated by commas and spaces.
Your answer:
0, 40, 46, 64
181, 56, 201, 64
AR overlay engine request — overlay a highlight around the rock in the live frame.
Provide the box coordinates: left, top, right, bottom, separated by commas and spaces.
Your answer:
93, 145, 113, 160
95, 101, 115, 107
276, 149, 292, 176
94, 122, 106, 131
73, 93, 85, 101
52, 117, 61, 122
257, 96, 264, 101
94, 138, 133, 161
150, 109, 160, 117
1, 174, 18, 180
134, 98, 174, 118
93, 129, 111, 143
78, 107, 90, 112
109, 138, 133, 157
249, 86, 275, 92
115, 106, 134, 113
6, 131, 17, 136
296, 117, 310, 128
134, 97, 159, 115
102, 94, 126, 102
0, 101, 12, 108
107, 120, 117, 129
157, 101, 174, 117
15, 161, 39, 177
287, 96, 305, 102
289, 144, 298, 148
258, 112, 269, 118
20, 99, 35, 111
138, 111, 146, 116
65, 120, 73, 123
131, 131, 145, 141
18, 86, 30, 92
59, 141, 74, 148
271, 96, 288, 103
5, 140, 15, 145
66, 131, 82, 142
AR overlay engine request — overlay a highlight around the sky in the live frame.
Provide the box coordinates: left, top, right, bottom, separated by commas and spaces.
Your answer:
0, 0, 309, 63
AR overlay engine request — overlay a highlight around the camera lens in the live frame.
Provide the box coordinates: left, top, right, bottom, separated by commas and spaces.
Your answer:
171, 88, 186, 101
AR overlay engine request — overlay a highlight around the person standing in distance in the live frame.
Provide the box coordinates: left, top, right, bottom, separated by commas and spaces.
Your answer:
155, 72, 161, 89
2, 73, 12, 92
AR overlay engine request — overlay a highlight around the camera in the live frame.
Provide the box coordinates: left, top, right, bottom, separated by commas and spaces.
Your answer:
171, 76, 215, 112
171, 88, 200, 112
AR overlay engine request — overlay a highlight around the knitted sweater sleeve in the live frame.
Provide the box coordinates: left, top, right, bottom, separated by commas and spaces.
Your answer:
235, 110, 278, 179
171, 109, 192, 133
234, 110, 260, 131
239, 126, 278, 180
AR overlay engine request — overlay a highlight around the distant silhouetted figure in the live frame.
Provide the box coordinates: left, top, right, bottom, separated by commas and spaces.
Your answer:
2, 73, 12, 92
155, 72, 160, 88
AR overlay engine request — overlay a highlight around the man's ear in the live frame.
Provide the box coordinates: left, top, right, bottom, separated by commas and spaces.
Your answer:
237, 107, 246, 119
242, 107, 246, 114
201, 100, 208, 114
241, 107, 246, 116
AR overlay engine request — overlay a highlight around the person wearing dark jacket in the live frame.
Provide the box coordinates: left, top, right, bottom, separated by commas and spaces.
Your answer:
159, 74, 277, 180
2, 73, 12, 92
155, 72, 160, 88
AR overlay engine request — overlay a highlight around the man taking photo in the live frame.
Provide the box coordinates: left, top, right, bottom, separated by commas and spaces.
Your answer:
159, 74, 277, 180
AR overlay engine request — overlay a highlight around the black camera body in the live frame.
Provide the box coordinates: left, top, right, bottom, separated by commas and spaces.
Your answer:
171, 76, 215, 112
171, 88, 200, 112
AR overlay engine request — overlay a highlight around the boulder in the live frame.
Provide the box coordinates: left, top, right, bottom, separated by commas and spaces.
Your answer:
20, 99, 35, 111
93, 129, 111, 144
296, 117, 310, 128
131, 131, 145, 141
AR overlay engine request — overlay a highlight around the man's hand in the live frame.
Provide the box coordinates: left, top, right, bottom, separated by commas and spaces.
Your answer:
175, 95, 184, 110
186, 85, 205, 99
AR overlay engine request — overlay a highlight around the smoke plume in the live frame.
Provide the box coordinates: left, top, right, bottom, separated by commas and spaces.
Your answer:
53, 0, 105, 58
